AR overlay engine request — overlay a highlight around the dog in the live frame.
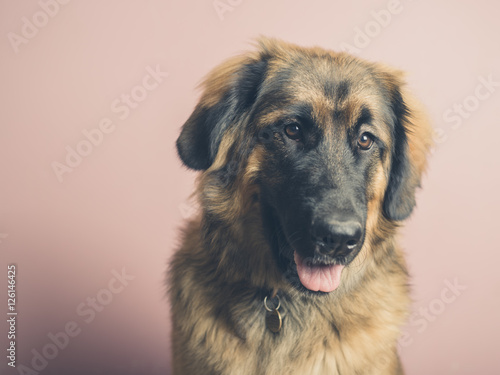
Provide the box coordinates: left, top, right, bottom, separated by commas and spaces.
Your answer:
169, 38, 432, 375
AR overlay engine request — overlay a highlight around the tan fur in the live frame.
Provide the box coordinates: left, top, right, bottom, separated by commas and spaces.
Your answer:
169, 38, 432, 375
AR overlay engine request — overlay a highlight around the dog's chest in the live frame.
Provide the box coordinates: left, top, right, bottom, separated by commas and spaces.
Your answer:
233, 336, 339, 375
225, 307, 341, 375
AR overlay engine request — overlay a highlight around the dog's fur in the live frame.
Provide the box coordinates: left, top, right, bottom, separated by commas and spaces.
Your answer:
169, 38, 432, 375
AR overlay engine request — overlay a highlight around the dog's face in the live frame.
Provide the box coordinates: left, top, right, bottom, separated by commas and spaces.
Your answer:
176, 39, 431, 294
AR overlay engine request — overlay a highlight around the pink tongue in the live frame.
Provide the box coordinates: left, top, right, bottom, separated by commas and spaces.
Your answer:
294, 252, 345, 292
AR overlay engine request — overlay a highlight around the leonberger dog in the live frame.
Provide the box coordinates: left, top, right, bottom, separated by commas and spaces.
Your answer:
169, 38, 432, 375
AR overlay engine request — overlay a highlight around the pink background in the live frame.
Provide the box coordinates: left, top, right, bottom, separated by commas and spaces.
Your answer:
1, 0, 499, 374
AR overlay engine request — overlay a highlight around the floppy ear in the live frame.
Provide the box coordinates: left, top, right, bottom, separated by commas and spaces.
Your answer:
176, 53, 268, 170
382, 78, 433, 221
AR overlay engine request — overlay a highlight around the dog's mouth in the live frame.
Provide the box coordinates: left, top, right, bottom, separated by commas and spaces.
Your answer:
292, 252, 345, 293
262, 200, 357, 294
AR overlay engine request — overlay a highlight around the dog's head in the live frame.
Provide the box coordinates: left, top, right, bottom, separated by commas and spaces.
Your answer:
176, 38, 432, 294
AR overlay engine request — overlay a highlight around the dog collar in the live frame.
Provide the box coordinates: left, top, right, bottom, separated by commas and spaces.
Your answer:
264, 293, 282, 333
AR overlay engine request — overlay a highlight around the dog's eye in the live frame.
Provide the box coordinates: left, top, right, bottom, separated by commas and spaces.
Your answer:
357, 132, 374, 150
284, 123, 302, 141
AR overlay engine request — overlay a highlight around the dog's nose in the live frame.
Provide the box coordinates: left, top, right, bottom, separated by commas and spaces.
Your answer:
311, 216, 363, 257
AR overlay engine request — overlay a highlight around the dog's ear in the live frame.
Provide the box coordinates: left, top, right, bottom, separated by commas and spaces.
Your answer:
382, 73, 433, 221
176, 53, 268, 170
